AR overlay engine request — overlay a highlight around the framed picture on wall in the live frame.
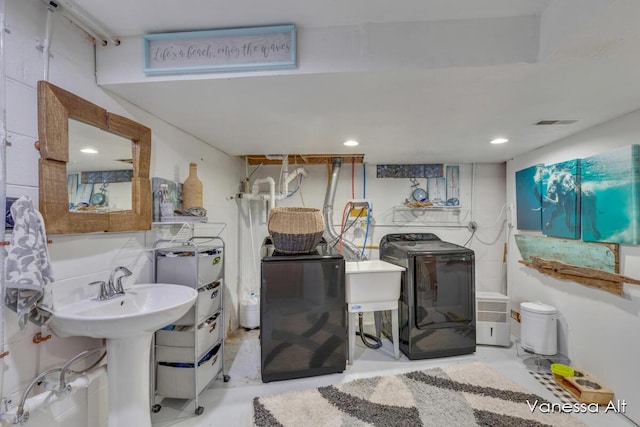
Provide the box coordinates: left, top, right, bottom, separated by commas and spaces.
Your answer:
445, 165, 460, 205
581, 145, 640, 244
151, 178, 183, 222
74, 183, 93, 208
540, 159, 581, 239
427, 177, 446, 206
515, 164, 543, 231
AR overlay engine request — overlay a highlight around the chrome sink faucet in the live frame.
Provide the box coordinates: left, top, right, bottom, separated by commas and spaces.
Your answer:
89, 280, 111, 301
90, 266, 133, 301
109, 266, 133, 295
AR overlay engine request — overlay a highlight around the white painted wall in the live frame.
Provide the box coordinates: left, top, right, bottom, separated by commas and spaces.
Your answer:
506, 110, 640, 425
4, 4, 509, 425
1, 1, 244, 426
97, 16, 539, 86
237, 162, 508, 300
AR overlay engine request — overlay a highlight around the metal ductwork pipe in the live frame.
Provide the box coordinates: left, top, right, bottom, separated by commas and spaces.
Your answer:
323, 158, 364, 261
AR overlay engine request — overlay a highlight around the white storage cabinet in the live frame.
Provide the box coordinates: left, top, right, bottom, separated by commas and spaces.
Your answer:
152, 237, 229, 416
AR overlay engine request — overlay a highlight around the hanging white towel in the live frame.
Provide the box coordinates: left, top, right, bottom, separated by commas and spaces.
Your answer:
5, 196, 55, 330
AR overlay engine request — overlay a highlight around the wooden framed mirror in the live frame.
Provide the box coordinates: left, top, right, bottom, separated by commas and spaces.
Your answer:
38, 81, 152, 234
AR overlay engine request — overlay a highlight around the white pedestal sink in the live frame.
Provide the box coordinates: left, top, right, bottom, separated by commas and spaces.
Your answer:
50, 283, 197, 427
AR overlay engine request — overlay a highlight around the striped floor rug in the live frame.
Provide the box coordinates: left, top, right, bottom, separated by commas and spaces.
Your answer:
253, 362, 586, 426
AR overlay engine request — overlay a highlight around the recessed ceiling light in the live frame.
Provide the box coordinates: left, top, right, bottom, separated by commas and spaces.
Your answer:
343, 139, 359, 147
490, 138, 509, 145
80, 148, 99, 154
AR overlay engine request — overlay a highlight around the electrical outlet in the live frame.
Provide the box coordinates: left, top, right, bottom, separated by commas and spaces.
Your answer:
349, 207, 368, 218
349, 199, 371, 217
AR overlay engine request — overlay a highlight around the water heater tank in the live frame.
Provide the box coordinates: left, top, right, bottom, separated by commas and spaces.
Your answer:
240, 295, 260, 329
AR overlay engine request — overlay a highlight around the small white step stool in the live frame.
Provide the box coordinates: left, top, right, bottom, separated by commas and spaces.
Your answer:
347, 301, 400, 364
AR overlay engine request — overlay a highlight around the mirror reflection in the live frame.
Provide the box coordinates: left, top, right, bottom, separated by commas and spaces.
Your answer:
38, 80, 151, 235
68, 119, 133, 212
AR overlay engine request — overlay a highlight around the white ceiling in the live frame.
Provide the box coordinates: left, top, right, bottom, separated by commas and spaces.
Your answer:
69, 0, 640, 164
72, 0, 553, 34
67, 119, 133, 173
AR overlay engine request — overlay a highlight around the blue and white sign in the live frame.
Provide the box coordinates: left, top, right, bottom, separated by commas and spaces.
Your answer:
143, 24, 296, 75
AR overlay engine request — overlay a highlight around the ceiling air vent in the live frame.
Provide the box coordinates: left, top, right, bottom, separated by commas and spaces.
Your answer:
535, 120, 578, 125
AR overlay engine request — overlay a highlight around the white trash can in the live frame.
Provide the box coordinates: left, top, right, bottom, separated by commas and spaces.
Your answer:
520, 301, 557, 356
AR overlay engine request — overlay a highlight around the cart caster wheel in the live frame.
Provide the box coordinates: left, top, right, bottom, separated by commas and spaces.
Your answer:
151, 404, 161, 413
223, 374, 231, 382
195, 406, 204, 416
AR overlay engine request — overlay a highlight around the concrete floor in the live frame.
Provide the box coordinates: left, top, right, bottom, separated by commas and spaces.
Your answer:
151, 329, 638, 427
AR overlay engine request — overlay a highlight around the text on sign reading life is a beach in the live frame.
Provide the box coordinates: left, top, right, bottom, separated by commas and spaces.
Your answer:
148, 33, 293, 68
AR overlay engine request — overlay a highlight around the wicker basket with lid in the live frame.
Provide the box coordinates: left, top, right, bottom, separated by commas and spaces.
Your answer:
268, 207, 325, 254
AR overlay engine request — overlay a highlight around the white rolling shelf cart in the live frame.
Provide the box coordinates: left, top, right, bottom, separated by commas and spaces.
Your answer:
150, 222, 229, 416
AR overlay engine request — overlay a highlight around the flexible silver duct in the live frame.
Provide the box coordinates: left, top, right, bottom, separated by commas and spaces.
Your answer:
323, 158, 365, 261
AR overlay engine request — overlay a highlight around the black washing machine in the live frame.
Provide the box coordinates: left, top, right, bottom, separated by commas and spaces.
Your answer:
379, 233, 476, 360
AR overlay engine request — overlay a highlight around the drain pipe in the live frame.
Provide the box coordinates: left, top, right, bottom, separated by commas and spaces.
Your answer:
0, 0, 7, 405
279, 167, 307, 198
240, 177, 276, 219
239, 168, 308, 217
250, 177, 276, 204
323, 158, 364, 261
1, 365, 107, 424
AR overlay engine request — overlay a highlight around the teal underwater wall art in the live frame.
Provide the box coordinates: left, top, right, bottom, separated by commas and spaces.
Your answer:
515, 145, 640, 245
581, 144, 640, 244
515, 164, 543, 230
515, 160, 580, 238
540, 159, 581, 239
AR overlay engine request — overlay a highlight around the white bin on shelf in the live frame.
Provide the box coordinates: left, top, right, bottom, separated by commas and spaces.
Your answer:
156, 343, 222, 399
173, 281, 221, 326
156, 312, 222, 362
156, 246, 223, 287
520, 301, 557, 356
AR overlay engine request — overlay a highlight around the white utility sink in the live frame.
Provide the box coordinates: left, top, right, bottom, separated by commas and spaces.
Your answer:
345, 260, 405, 304
345, 260, 405, 364
50, 283, 196, 427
